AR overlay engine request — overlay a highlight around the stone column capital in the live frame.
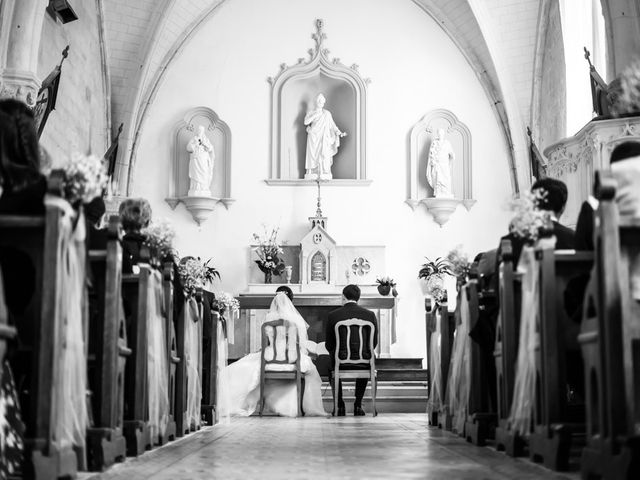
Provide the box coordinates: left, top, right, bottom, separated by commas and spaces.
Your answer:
0, 68, 40, 107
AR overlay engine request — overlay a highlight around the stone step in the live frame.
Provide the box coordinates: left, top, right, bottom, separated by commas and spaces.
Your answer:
375, 358, 423, 369
320, 382, 427, 398
320, 396, 427, 414
377, 369, 428, 381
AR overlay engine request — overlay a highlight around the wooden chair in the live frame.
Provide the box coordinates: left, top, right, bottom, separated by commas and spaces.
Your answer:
332, 319, 378, 417
579, 171, 640, 480
86, 215, 131, 471
494, 239, 526, 456
259, 319, 303, 417
528, 243, 593, 471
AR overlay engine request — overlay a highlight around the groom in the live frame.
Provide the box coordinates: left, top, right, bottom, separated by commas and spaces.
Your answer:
325, 284, 378, 416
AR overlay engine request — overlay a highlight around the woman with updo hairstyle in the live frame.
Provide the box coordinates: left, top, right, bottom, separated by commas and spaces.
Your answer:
119, 198, 152, 273
0, 98, 46, 214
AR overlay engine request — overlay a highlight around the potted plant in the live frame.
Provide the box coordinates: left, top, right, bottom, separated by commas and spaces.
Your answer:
376, 276, 396, 296
418, 256, 453, 302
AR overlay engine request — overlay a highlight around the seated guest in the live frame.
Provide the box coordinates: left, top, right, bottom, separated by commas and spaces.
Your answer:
118, 198, 152, 273
0, 99, 46, 214
497, 177, 576, 269
85, 196, 108, 250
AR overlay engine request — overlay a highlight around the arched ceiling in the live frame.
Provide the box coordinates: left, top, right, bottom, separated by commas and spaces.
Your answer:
102, 0, 541, 195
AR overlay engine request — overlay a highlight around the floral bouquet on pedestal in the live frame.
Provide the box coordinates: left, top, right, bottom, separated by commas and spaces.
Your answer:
178, 257, 221, 298
252, 226, 285, 283
418, 257, 453, 303
507, 189, 551, 244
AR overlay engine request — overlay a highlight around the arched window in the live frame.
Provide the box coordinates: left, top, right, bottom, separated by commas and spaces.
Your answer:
559, 0, 608, 134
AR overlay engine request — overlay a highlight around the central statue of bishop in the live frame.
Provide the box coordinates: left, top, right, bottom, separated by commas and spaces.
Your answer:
304, 93, 346, 180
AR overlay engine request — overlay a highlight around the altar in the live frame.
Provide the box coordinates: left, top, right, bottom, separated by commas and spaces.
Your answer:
230, 292, 397, 360
230, 194, 397, 359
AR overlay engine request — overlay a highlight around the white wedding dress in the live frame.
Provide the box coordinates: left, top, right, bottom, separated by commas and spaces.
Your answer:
218, 293, 327, 418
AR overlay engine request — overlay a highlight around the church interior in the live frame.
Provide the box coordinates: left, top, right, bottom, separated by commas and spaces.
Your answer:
1, 0, 640, 478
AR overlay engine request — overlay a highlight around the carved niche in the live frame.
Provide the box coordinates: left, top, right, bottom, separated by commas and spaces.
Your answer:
266, 19, 371, 186
165, 107, 234, 225
407, 109, 475, 226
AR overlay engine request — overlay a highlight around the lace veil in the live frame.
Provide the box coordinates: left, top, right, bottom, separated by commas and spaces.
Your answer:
265, 292, 309, 346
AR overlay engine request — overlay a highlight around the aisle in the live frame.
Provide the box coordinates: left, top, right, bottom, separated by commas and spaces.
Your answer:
96, 414, 575, 479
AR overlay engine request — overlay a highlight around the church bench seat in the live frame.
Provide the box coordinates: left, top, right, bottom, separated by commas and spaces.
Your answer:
122, 263, 176, 454
579, 171, 640, 480
159, 263, 178, 444
425, 297, 455, 429
200, 290, 220, 425
494, 240, 526, 457
175, 286, 203, 436
527, 244, 593, 471
0, 186, 89, 479
463, 273, 497, 446
86, 216, 130, 471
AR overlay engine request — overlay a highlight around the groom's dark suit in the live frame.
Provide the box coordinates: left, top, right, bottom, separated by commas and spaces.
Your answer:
325, 301, 378, 410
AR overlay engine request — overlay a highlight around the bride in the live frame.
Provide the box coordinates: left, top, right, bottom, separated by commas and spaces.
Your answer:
218, 288, 327, 418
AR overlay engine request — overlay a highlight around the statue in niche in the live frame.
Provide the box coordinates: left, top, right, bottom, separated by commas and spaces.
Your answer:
426, 128, 455, 198
304, 93, 346, 180
186, 125, 215, 196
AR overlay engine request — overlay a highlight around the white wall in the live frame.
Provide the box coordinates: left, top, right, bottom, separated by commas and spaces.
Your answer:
131, 0, 513, 360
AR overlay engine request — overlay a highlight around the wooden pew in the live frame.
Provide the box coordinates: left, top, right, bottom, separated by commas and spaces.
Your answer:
463, 271, 497, 446
0, 187, 84, 479
201, 290, 220, 425
425, 297, 455, 429
528, 243, 593, 471
86, 216, 131, 471
122, 265, 154, 455
174, 279, 189, 437
159, 263, 178, 445
579, 172, 640, 480
0, 268, 18, 405
494, 240, 526, 456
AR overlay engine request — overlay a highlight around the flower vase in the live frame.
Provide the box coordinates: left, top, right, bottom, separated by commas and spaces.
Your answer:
377, 285, 391, 296
264, 271, 273, 284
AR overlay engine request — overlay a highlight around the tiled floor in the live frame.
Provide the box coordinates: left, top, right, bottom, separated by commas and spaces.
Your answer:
96, 415, 576, 480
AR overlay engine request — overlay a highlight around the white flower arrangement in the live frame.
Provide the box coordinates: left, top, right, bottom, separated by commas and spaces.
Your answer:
507, 189, 551, 243
445, 245, 471, 281
178, 257, 220, 298
142, 219, 176, 260
216, 292, 239, 316
425, 275, 447, 302
179, 257, 206, 298
61, 153, 108, 204
252, 225, 286, 276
